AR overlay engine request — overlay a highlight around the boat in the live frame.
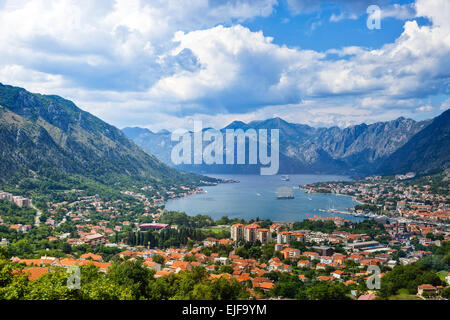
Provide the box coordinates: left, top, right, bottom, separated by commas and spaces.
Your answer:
276, 187, 294, 199
281, 175, 290, 181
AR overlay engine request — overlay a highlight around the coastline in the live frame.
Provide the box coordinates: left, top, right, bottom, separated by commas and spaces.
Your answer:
164, 175, 363, 222
300, 187, 365, 206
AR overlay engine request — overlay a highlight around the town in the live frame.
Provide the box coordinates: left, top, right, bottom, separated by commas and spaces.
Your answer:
0, 172, 448, 300
302, 171, 449, 225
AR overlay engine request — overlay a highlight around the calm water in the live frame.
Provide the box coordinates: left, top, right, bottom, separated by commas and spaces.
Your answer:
165, 174, 365, 223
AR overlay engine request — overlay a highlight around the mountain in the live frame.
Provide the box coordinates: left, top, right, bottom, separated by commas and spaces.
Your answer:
0, 83, 209, 196
123, 114, 439, 176
378, 109, 450, 175
121, 127, 174, 165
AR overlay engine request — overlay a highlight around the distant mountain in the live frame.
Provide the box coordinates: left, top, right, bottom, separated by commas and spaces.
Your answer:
0, 83, 208, 195
123, 113, 437, 176
378, 109, 450, 175
121, 127, 174, 166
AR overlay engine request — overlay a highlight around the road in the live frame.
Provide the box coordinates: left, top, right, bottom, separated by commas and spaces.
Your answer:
32, 203, 42, 227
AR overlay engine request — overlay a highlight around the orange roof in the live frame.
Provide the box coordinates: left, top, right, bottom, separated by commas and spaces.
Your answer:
80, 253, 102, 261
143, 261, 161, 269
18, 259, 42, 266
236, 274, 252, 283
155, 270, 172, 277
210, 273, 233, 280
90, 261, 111, 271
259, 282, 275, 290
60, 258, 79, 266
418, 284, 436, 290
169, 252, 183, 260
171, 260, 190, 271
16, 268, 49, 281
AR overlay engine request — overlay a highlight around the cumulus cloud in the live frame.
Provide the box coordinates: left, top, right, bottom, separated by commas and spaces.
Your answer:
0, 0, 448, 130
0, 0, 278, 92
148, 25, 324, 114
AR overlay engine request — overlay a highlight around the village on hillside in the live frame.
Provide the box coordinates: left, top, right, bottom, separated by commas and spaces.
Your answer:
1, 174, 449, 300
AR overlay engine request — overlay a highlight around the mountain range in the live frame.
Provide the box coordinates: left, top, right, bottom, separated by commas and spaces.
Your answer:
123, 110, 450, 177
0, 81, 447, 193
0, 83, 208, 197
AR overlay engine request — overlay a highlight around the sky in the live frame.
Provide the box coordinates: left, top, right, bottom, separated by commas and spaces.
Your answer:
0, 0, 449, 132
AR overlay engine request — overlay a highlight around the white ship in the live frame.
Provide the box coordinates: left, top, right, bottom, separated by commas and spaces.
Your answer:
276, 187, 294, 199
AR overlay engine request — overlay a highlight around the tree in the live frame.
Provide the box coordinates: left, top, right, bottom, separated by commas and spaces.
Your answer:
24, 270, 80, 300
152, 254, 165, 265
217, 265, 234, 274
379, 263, 443, 298
271, 273, 303, 299
441, 286, 450, 299
0, 259, 29, 300
191, 283, 213, 300
107, 260, 152, 299
186, 240, 194, 251
183, 255, 197, 262
307, 282, 350, 300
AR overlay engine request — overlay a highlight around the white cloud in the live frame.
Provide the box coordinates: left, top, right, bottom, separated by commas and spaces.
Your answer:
329, 12, 358, 22
288, 0, 415, 22
416, 0, 450, 28
440, 98, 450, 111
286, 0, 380, 15
286, 0, 417, 26
138, 96, 436, 132
416, 105, 433, 112
0, 0, 448, 130
148, 25, 324, 114
380, 3, 416, 20
0, 0, 278, 91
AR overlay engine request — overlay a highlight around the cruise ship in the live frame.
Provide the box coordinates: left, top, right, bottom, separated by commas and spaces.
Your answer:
276, 187, 294, 199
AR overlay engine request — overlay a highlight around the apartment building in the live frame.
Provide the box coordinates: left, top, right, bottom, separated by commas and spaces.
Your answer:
231, 223, 244, 242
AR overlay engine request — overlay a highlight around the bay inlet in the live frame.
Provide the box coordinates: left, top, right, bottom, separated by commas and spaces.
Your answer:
165, 174, 365, 222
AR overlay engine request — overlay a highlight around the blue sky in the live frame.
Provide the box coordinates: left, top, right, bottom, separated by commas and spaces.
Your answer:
0, 0, 448, 131
243, 0, 424, 50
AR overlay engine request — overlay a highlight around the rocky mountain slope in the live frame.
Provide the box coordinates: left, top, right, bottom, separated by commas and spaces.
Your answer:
378, 109, 450, 175
123, 113, 439, 176
0, 83, 207, 192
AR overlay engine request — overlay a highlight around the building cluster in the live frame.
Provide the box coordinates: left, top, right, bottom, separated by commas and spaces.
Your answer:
394, 172, 416, 180
303, 177, 449, 224
0, 190, 32, 207
2, 173, 448, 300
12, 253, 111, 278
231, 223, 272, 244
3, 206, 449, 300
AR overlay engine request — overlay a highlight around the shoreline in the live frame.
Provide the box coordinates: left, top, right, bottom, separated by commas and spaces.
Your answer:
164, 176, 365, 222
300, 187, 365, 206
